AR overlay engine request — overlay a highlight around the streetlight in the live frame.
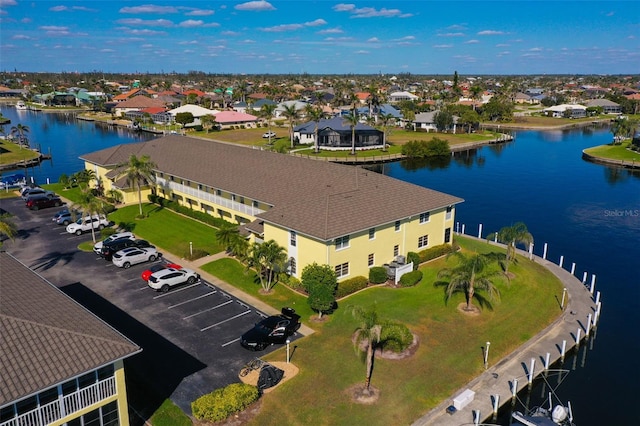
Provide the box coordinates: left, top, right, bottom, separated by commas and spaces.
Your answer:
484, 342, 491, 369
286, 339, 291, 363
189, 241, 193, 257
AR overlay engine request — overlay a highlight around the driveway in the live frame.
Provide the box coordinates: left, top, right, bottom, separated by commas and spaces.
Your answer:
0, 196, 305, 417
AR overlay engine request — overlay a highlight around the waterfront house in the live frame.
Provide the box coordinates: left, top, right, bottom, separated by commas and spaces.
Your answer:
388, 91, 419, 103
293, 116, 384, 150
114, 96, 167, 117
585, 99, 622, 114
0, 252, 140, 426
543, 104, 587, 118
80, 135, 463, 281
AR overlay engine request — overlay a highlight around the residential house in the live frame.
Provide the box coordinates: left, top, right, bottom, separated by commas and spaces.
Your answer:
274, 100, 309, 118
388, 91, 419, 103
167, 104, 219, 127
413, 111, 458, 133
0, 252, 140, 426
114, 95, 167, 117
213, 111, 258, 129
543, 104, 587, 118
80, 135, 463, 280
293, 116, 384, 150
585, 99, 621, 114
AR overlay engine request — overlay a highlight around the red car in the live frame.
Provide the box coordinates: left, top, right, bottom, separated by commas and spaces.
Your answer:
141, 262, 182, 281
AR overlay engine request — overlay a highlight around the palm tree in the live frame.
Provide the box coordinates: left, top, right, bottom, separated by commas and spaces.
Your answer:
10, 123, 30, 147
350, 305, 383, 392
200, 114, 217, 133
73, 191, 106, 243
247, 240, 288, 293
281, 103, 299, 148
259, 104, 277, 144
435, 252, 501, 312
116, 154, 157, 217
487, 222, 533, 276
343, 110, 360, 155
0, 213, 18, 247
305, 105, 325, 153
379, 113, 396, 152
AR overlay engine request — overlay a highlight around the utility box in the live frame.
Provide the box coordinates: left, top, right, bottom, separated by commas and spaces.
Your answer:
453, 389, 475, 410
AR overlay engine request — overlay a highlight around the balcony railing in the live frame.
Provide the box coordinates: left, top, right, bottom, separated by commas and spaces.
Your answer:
0, 377, 116, 426
156, 177, 266, 218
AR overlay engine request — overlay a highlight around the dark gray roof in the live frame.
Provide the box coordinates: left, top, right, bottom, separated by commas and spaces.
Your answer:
0, 253, 140, 405
81, 135, 463, 241
294, 116, 376, 134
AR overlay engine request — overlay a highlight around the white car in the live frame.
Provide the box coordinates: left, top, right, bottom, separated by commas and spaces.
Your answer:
112, 247, 161, 269
66, 215, 110, 235
148, 268, 199, 292
262, 131, 276, 139
93, 231, 135, 255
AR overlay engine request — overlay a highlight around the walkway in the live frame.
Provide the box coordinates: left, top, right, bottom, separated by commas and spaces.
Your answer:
412, 240, 598, 425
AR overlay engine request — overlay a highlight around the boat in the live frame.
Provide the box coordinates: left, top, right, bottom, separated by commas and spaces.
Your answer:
0, 173, 27, 189
15, 101, 27, 110
512, 392, 574, 426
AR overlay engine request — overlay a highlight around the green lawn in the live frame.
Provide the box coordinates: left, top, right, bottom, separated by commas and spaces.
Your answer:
199, 236, 564, 426
583, 141, 640, 162
107, 203, 224, 258
0, 139, 41, 165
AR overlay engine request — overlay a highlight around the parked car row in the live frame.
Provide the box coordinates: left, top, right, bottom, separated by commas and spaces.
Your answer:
21, 186, 62, 210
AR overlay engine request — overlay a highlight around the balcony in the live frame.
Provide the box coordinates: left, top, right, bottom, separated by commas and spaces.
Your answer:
0, 377, 116, 426
156, 177, 266, 218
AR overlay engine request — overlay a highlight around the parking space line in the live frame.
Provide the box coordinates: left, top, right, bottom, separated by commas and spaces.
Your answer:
221, 337, 241, 347
138, 286, 149, 291
168, 291, 217, 309
152, 283, 200, 299
183, 300, 233, 319
200, 310, 251, 332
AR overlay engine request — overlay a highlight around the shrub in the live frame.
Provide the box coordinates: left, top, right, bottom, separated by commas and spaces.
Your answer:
336, 276, 369, 298
401, 138, 450, 158
380, 322, 413, 353
191, 383, 259, 423
398, 270, 423, 287
368, 266, 388, 284
407, 251, 420, 270
417, 243, 456, 263
100, 227, 117, 238
281, 275, 305, 293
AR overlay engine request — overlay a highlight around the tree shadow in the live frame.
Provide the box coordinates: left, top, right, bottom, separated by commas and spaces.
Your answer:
30, 249, 77, 271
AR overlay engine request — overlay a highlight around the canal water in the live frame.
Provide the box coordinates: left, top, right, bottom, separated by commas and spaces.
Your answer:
2, 106, 639, 425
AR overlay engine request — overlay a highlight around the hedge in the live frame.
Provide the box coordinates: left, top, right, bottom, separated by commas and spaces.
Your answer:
368, 266, 388, 284
406, 251, 420, 270
416, 243, 457, 264
398, 270, 423, 287
380, 322, 414, 352
191, 383, 259, 423
336, 276, 369, 298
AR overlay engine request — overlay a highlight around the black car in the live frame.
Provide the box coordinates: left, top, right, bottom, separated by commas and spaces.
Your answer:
100, 238, 153, 260
241, 307, 301, 351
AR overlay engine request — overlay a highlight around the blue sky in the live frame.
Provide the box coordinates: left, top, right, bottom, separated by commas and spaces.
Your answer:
0, 1, 638, 75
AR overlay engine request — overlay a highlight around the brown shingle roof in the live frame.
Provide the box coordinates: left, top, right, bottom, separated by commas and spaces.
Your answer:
0, 253, 140, 405
114, 95, 166, 109
80, 135, 463, 241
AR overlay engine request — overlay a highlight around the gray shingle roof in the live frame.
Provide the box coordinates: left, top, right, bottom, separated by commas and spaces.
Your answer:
0, 253, 140, 405
80, 135, 463, 241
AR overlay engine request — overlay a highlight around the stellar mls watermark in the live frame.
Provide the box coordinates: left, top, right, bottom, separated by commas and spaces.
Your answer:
604, 209, 639, 217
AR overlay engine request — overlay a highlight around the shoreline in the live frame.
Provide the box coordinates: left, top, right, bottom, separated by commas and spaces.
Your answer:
581, 150, 640, 169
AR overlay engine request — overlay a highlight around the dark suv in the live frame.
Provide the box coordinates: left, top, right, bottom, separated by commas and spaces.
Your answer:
100, 239, 153, 260
26, 195, 63, 210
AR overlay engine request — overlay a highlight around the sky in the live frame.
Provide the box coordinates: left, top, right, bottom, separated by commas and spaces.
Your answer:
0, 1, 638, 75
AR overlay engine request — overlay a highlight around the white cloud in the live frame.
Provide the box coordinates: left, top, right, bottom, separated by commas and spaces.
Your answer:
12, 34, 33, 40
333, 4, 355, 12
465, 39, 479, 44
394, 36, 415, 41
116, 18, 174, 27
179, 20, 203, 28
50, 5, 68, 12
477, 30, 504, 35
119, 5, 178, 14
355, 50, 369, 54
235, 1, 275, 12
438, 32, 465, 37
318, 27, 343, 34
185, 9, 214, 16
433, 44, 453, 48
39, 25, 68, 31
305, 19, 327, 27
367, 37, 380, 42
334, 4, 412, 18
0, 0, 17, 6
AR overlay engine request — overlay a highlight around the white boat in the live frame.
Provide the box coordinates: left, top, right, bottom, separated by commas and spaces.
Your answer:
15, 101, 27, 110
512, 393, 574, 426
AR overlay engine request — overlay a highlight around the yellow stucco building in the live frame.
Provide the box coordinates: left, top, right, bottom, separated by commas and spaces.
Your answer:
0, 253, 140, 426
81, 135, 463, 280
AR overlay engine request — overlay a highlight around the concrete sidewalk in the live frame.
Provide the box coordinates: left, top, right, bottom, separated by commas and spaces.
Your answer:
411, 243, 598, 425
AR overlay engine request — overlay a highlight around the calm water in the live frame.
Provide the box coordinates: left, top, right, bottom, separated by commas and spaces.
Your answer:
3, 106, 639, 424
0, 106, 155, 184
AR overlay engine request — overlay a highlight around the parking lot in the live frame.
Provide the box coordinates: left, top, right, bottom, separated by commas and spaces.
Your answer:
0, 195, 304, 416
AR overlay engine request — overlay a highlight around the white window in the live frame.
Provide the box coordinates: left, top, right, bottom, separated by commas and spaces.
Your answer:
368, 253, 374, 267
394, 220, 401, 232
290, 257, 297, 275
369, 228, 375, 240
420, 212, 430, 223
418, 234, 429, 248
290, 230, 297, 247
335, 262, 349, 278
446, 206, 453, 220
335, 235, 350, 250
